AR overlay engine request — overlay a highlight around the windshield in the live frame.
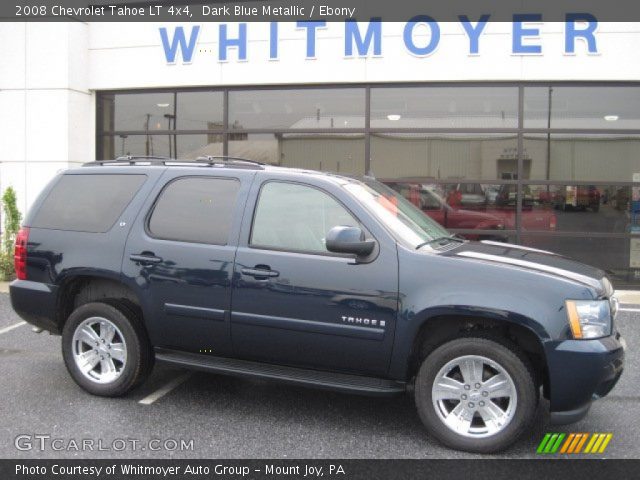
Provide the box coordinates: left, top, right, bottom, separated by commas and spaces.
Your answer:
343, 179, 451, 248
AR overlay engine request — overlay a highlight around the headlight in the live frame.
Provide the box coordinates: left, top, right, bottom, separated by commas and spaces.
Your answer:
565, 300, 611, 339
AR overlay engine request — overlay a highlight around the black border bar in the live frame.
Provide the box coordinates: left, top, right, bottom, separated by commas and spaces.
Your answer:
4, 459, 640, 480
4, 0, 640, 22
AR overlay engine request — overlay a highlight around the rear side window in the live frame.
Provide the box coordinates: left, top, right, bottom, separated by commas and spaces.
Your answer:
31, 174, 146, 233
148, 177, 240, 245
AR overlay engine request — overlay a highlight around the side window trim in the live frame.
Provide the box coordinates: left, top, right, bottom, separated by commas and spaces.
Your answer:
145, 175, 240, 246
248, 179, 371, 258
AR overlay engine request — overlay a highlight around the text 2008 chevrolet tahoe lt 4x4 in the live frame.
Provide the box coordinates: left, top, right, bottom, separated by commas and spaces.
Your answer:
10, 156, 624, 453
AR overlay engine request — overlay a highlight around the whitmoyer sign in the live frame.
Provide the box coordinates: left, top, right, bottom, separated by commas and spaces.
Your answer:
160, 16, 600, 63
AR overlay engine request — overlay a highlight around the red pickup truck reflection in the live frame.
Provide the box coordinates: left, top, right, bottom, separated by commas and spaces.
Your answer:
383, 182, 557, 239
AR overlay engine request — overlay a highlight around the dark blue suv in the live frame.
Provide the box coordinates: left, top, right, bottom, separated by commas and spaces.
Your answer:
10, 157, 625, 453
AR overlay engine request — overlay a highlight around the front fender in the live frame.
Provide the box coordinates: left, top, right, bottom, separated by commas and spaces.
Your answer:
387, 246, 592, 380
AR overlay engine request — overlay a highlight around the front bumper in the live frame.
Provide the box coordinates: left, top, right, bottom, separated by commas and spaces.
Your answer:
545, 332, 625, 424
9, 279, 60, 334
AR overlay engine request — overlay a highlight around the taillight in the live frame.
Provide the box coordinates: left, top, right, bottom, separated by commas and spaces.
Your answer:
14, 227, 29, 280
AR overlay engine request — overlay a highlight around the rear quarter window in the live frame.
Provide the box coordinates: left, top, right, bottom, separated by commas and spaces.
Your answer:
31, 174, 146, 233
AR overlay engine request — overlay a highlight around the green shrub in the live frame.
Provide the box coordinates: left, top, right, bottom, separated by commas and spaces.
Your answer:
0, 187, 22, 280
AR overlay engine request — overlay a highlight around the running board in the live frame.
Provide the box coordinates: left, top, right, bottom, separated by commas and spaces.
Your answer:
154, 348, 405, 396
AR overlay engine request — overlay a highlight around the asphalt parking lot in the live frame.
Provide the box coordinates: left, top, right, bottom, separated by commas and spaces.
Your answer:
0, 292, 638, 459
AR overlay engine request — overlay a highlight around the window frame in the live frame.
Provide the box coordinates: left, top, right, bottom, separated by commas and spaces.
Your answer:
248, 179, 374, 258
145, 175, 241, 246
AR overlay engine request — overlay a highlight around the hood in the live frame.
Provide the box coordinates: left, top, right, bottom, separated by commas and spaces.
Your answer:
445, 240, 609, 295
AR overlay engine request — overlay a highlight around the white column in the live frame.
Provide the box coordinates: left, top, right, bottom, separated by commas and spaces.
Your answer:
0, 22, 93, 218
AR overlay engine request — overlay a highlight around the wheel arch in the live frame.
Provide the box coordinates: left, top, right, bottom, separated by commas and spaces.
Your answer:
399, 307, 550, 398
56, 274, 143, 331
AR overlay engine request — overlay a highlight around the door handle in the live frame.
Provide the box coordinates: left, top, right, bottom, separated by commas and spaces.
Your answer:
129, 253, 163, 265
241, 267, 279, 279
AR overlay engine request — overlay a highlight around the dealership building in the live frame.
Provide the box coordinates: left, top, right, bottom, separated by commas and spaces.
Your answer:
1, 20, 640, 286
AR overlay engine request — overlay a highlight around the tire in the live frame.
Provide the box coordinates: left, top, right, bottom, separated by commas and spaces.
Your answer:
414, 336, 537, 453
62, 301, 154, 397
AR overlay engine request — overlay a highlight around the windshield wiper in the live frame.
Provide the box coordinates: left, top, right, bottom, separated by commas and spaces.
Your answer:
415, 234, 465, 250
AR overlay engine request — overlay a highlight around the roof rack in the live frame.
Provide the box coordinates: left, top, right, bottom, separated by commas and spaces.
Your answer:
83, 155, 265, 169
84, 155, 173, 166
117, 155, 170, 161
195, 156, 266, 166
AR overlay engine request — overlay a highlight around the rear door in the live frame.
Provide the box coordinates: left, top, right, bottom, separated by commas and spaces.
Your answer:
122, 169, 255, 355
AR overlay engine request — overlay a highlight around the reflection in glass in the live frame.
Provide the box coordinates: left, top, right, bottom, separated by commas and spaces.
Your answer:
522, 235, 639, 286
382, 180, 561, 238
229, 133, 365, 174
524, 86, 640, 129
371, 133, 518, 181
100, 92, 175, 133
99, 134, 223, 160
522, 184, 634, 234
382, 180, 510, 240
99, 91, 224, 134
371, 86, 518, 128
176, 91, 223, 130
228, 88, 365, 129
524, 134, 640, 182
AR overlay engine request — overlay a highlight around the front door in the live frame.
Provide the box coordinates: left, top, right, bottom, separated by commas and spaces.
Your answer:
123, 172, 253, 355
230, 178, 398, 376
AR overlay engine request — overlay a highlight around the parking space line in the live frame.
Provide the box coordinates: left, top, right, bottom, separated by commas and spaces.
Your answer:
620, 308, 640, 313
138, 372, 193, 405
0, 321, 26, 335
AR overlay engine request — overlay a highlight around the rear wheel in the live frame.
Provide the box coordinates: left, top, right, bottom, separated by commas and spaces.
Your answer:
62, 301, 153, 396
414, 337, 537, 453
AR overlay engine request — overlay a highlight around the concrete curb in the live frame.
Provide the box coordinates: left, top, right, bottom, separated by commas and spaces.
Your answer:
616, 290, 640, 306
0, 282, 8, 294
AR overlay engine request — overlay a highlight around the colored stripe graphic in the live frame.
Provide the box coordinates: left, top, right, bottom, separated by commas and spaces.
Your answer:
537, 433, 552, 453
574, 433, 589, 453
559, 433, 575, 454
537, 433, 565, 453
538, 433, 612, 454
598, 433, 613, 453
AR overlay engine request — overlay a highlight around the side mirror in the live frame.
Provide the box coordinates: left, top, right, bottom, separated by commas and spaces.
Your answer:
325, 226, 376, 257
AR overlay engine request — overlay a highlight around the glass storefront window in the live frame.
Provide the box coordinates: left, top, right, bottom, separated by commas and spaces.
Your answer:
524, 86, 640, 129
228, 133, 365, 174
176, 91, 223, 130
99, 92, 175, 132
371, 133, 518, 181
228, 133, 278, 165
523, 134, 640, 182
521, 184, 634, 233
382, 180, 523, 240
96, 84, 640, 287
371, 86, 518, 129
282, 133, 365, 174
521, 235, 640, 287
99, 134, 172, 159
99, 91, 223, 133
99, 134, 223, 160
228, 88, 365, 130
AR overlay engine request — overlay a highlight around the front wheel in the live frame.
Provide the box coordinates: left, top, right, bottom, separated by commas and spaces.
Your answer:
62, 301, 153, 397
414, 337, 538, 453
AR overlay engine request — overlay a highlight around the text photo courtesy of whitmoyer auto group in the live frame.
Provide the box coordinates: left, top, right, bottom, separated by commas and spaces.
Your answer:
2, 0, 640, 478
